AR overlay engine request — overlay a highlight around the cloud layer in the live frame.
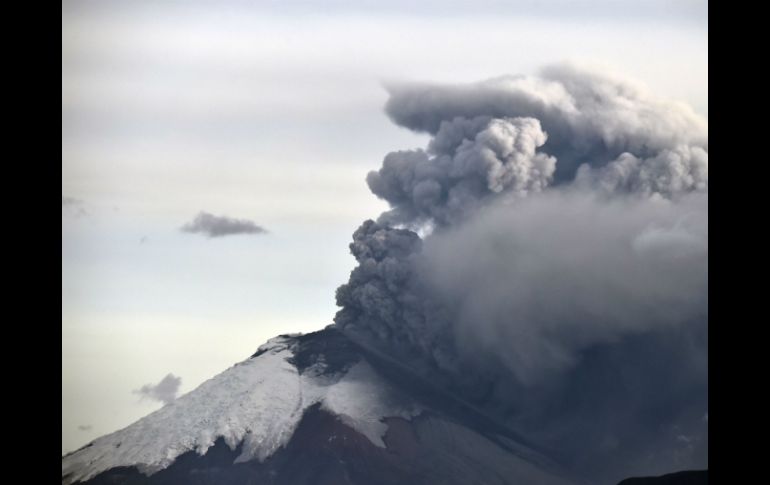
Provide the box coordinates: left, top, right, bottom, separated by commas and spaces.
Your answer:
334, 63, 708, 484
133, 374, 182, 406
181, 211, 267, 238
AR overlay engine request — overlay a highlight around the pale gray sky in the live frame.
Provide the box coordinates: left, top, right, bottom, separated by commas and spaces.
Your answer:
62, 0, 707, 454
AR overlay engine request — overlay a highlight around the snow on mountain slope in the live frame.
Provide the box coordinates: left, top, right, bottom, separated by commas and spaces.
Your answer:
61, 333, 420, 485
62, 328, 582, 485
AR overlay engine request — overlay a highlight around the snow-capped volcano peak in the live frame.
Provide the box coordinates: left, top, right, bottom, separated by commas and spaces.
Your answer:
62, 327, 577, 485
62, 330, 419, 484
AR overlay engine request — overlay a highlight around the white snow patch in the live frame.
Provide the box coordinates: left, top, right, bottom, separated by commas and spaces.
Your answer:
62, 335, 420, 484
312, 360, 419, 447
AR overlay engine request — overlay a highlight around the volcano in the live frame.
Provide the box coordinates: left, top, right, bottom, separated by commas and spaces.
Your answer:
62, 62, 708, 485
62, 327, 581, 485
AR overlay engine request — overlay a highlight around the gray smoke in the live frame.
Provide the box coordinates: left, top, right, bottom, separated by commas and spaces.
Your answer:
383, 62, 707, 191
576, 145, 708, 198
420, 190, 707, 384
133, 373, 182, 406
368, 116, 557, 226
181, 211, 267, 238
389, 191, 706, 482
334, 63, 707, 484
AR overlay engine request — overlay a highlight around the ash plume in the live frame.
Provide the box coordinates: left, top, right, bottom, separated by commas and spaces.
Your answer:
367, 116, 557, 226
381, 62, 706, 199
333, 63, 708, 484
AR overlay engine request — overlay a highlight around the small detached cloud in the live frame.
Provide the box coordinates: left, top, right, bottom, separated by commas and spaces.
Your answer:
180, 211, 267, 238
62, 196, 82, 207
62, 195, 88, 217
133, 373, 182, 406
77, 425, 92, 431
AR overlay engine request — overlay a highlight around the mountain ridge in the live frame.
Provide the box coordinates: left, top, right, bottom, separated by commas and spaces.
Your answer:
62, 327, 577, 485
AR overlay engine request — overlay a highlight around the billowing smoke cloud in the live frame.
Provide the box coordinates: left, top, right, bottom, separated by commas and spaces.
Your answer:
420, 191, 707, 383
133, 374, 182, 406
575, 145, 708, 198
368, 116, 557, 226
383, 62, 707, 193
180, 211, 267, 238
334, 63, 708, 484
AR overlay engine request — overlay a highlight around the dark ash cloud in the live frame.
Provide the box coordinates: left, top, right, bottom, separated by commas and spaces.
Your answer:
367, 116, 556, 227
334, 63, 708, 484
133, 374, 182, 406
383, 62, 707, 192
180, 211, 267, 238
420, 191, 707, 383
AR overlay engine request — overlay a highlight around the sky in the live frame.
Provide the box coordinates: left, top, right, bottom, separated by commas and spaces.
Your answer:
61, 0, 708, 455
